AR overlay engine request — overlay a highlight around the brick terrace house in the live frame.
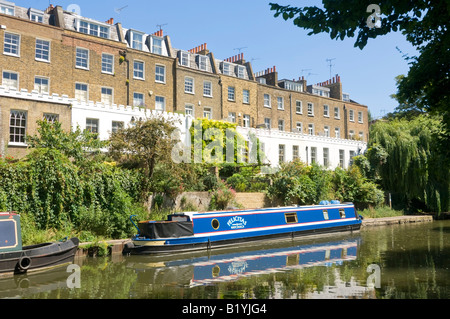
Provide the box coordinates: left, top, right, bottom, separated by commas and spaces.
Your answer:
0, 2, 368, 169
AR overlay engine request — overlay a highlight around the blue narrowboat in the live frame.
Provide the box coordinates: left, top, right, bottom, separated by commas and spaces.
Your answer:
124, 201, 363, 255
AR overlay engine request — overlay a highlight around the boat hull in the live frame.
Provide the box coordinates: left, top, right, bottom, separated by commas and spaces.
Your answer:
0, 238, 80, 276
125, 205, 362, 255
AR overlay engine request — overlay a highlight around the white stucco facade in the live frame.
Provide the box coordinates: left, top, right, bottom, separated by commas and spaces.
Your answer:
0, 87, 367, 170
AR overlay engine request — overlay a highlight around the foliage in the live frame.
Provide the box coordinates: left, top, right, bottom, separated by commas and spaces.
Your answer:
109, 115, 180, 196
365, 115, 449, 214
268, 160, 384, 209
209, 180, 238, 210
269, 1, 450, 152
0, 121, 148, 244
27, 120, 107, 165
227, 173, 249, 192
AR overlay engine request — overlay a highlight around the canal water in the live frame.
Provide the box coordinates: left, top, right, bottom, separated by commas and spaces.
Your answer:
1, 220, 449, 299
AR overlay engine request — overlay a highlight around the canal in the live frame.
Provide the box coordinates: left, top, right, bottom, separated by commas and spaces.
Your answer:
1, 220, 449, 299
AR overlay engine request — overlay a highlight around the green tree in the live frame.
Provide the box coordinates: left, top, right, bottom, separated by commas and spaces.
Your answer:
108, 115, 179, 196
269, 1, 450, 149
367, 115, 449, 214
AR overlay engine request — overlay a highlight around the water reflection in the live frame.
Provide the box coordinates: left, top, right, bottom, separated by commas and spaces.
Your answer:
126, 237, 360, 288
1, 220, 449, 299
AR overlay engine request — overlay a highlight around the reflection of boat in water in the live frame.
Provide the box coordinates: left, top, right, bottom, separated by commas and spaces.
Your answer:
0, 267, 72, 299
125, 235, 361, 288
0, 212, 79, 277
124, 201, 362, 255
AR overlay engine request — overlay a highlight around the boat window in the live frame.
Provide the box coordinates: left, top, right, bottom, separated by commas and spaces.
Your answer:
212, 219, 220, 230
285, 213, 298, 224
339, 209, 346, 219
323, 210, 329, 220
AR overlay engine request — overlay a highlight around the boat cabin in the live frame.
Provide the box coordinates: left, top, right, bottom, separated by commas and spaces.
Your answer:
0, 213, 22, 253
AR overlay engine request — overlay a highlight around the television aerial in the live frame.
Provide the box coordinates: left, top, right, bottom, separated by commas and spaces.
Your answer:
115, 5, 128, 14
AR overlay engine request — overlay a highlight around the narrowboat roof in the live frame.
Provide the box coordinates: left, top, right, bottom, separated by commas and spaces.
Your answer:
180, 203, 354, 220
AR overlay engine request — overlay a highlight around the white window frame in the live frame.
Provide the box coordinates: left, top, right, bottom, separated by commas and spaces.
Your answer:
35, 38, 50, 62
308, 124, 315, 136
293, 145, 299, 160
133, 92, 145, 107
228, 112, 236, 123
279, 144, 285, 163
86, 118, 99, 134
222, 62, 231, 75
155, 64, 165, 83
243, 89, 250, 104
34, 76, 49, 94
349, 109, 355, 122
237, 65, 246, 79
323, 148, 329, 168
203, 81, 212, 97
277, 97, 284, 110
9, 110, 27, 145
307, 103, 314, 116
228, 86, 235, 101
264, 118, 271, 129
203, 107, 212, 120
198, 55, 208, 71
155, 96, 165, 112
349, 130, 355, 139
151, 36, 163, 55
335, 127, 341, 139
179, 51, 190, 67
184, 77, 194, 94
78, 20, 110, 39
133, 60, 145, 80
3, 32, 20, 57
278, 119, 285, 131
2, 70, 19, 89
75, 47, 89, 70
334, 107, 340, 119
29, 9, 44, 23
323, 104, 329, 117
112, 121, 124, 133
130, 30, 144, 50
0, 2, 14, 16
263, 94, 271, 108
101, 87, 113, 105
75, 82, 88, 102
43, 113, 59, 124
243, 114, 250, 128
185, 104, 194, 117
324, 125, 330, 137
101, 53, 114, 74
296, 122, 303, 133
358, 111, 364, 123
296, 100, 303, 114
311, 147, 317, 164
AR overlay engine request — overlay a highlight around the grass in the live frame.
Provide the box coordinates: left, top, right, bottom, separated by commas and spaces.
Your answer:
359, 206, 405, 219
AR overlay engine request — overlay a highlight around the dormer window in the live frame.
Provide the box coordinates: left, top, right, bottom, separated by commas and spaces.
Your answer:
77, 19, 110, 39
0, 1, 14, 16
222, 62, 231, 75
29, 8, 44, 23
151, 36, 162, 55
198, 55, 208, 71
237, 65, 246, 79
131, 31, 144, 50
179, 51, 189, 67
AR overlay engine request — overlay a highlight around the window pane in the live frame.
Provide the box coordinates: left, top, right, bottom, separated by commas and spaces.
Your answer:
35, 39, 50, 61
4, 33, 20, 56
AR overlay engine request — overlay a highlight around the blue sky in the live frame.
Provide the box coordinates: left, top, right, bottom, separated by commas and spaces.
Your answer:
17, 0, 418, 119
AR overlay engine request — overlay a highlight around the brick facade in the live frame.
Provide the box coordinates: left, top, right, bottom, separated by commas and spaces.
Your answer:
0, 2, 370, 159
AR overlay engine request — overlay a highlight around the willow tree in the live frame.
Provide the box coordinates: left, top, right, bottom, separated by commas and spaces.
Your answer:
368, 115, 449, 214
